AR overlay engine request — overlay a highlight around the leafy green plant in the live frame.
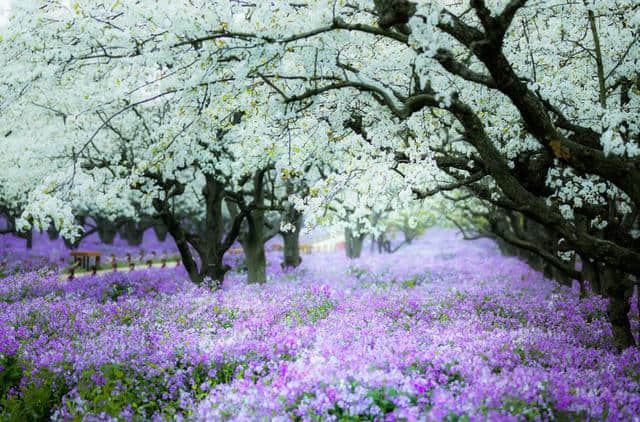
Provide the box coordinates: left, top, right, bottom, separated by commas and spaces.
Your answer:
401, 276, 419, 289
1, 367, 69, 422
0, 355, 23, 400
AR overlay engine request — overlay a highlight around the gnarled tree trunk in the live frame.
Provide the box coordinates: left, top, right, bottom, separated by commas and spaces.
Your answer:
154, 175, 245, 287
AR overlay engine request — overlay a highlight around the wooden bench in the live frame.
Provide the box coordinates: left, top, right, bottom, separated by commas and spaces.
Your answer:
70, 251, 101, 271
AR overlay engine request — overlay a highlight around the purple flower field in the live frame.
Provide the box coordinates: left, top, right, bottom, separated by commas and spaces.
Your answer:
1, 229, 640, 421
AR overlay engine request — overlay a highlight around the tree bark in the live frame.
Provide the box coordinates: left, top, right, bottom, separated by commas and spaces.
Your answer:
281, 181, 303, 269
244, 237, 267, 283
240, 170, 268, 284
46, 226, 59, 241
153, 175, 245, 287
157, 204, 204, 285
376, 233, 391, 253
282, 225, 302, 269
153, 223, 169, 242
401, 216, 418, 245
345, 227, 365, 259
175, 235, 203, 285
600, 265, 636, 350
198, 175, 231, 287
98, 222, 118, 244
24, 228, 33, 250
120, 222, 145, 246
581, 255, 601, 295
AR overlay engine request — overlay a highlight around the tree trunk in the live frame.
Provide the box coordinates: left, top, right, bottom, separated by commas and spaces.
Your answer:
198, 175, 232, 287
244, 238, 267, 283
581, 255, 601, 295
281, 213, 302, 269
549, 252, 575, 287
542, 261, 553, 280
120, 222, 145, 246
281, 181, 303, 269
579, 279, 587, 299
199, 254, 228, 287
402, 217, 417, 245
153, 223, 169, 242
282, 229, 302, 269
155, 176, 230, 287
175, 237, 203, 285
157, 206, 203, 285
46, 226, 59, 241
637, 281, 640, 328
25, 228, 33, 249
245, 172, 268, 284
98, 224, 117, 244
600, 265, 635, 350
345, 227, 365, 259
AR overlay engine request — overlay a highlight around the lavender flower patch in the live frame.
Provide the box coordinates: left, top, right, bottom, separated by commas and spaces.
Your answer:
1, 229, 639, 420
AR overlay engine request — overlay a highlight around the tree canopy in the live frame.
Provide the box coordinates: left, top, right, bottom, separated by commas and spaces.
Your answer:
0, 0, 639, 347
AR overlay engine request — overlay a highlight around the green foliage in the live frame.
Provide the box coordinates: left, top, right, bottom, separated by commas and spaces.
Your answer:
438, 312, 451, 323
23, 309, 52, 336
454, 291, 467, 302
68, 359, 246, 419
105, 283, 129, 302
474, 295, 527, 326
0, 284, 36, 304
443, 413, 470, 422
286, 381, 422, 422
1, 366, 69, 422
346, 266, 368, 279
284, 298, 334, 326
0, 356, 250, 421
74, 363, 157, 418
211, 306, 238, 329
208, 360, 243, 385
584, 309, 607, 323
512, 347, 546, 365
501, 397, 547, 420
441, 361, 464, 388
367, 387, 397, 414
500, 396, 587, 421
0, 355, 23, 401
401, 275, 419, 289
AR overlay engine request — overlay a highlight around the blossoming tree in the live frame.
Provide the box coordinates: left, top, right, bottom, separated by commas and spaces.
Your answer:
1, 0, 638, 348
